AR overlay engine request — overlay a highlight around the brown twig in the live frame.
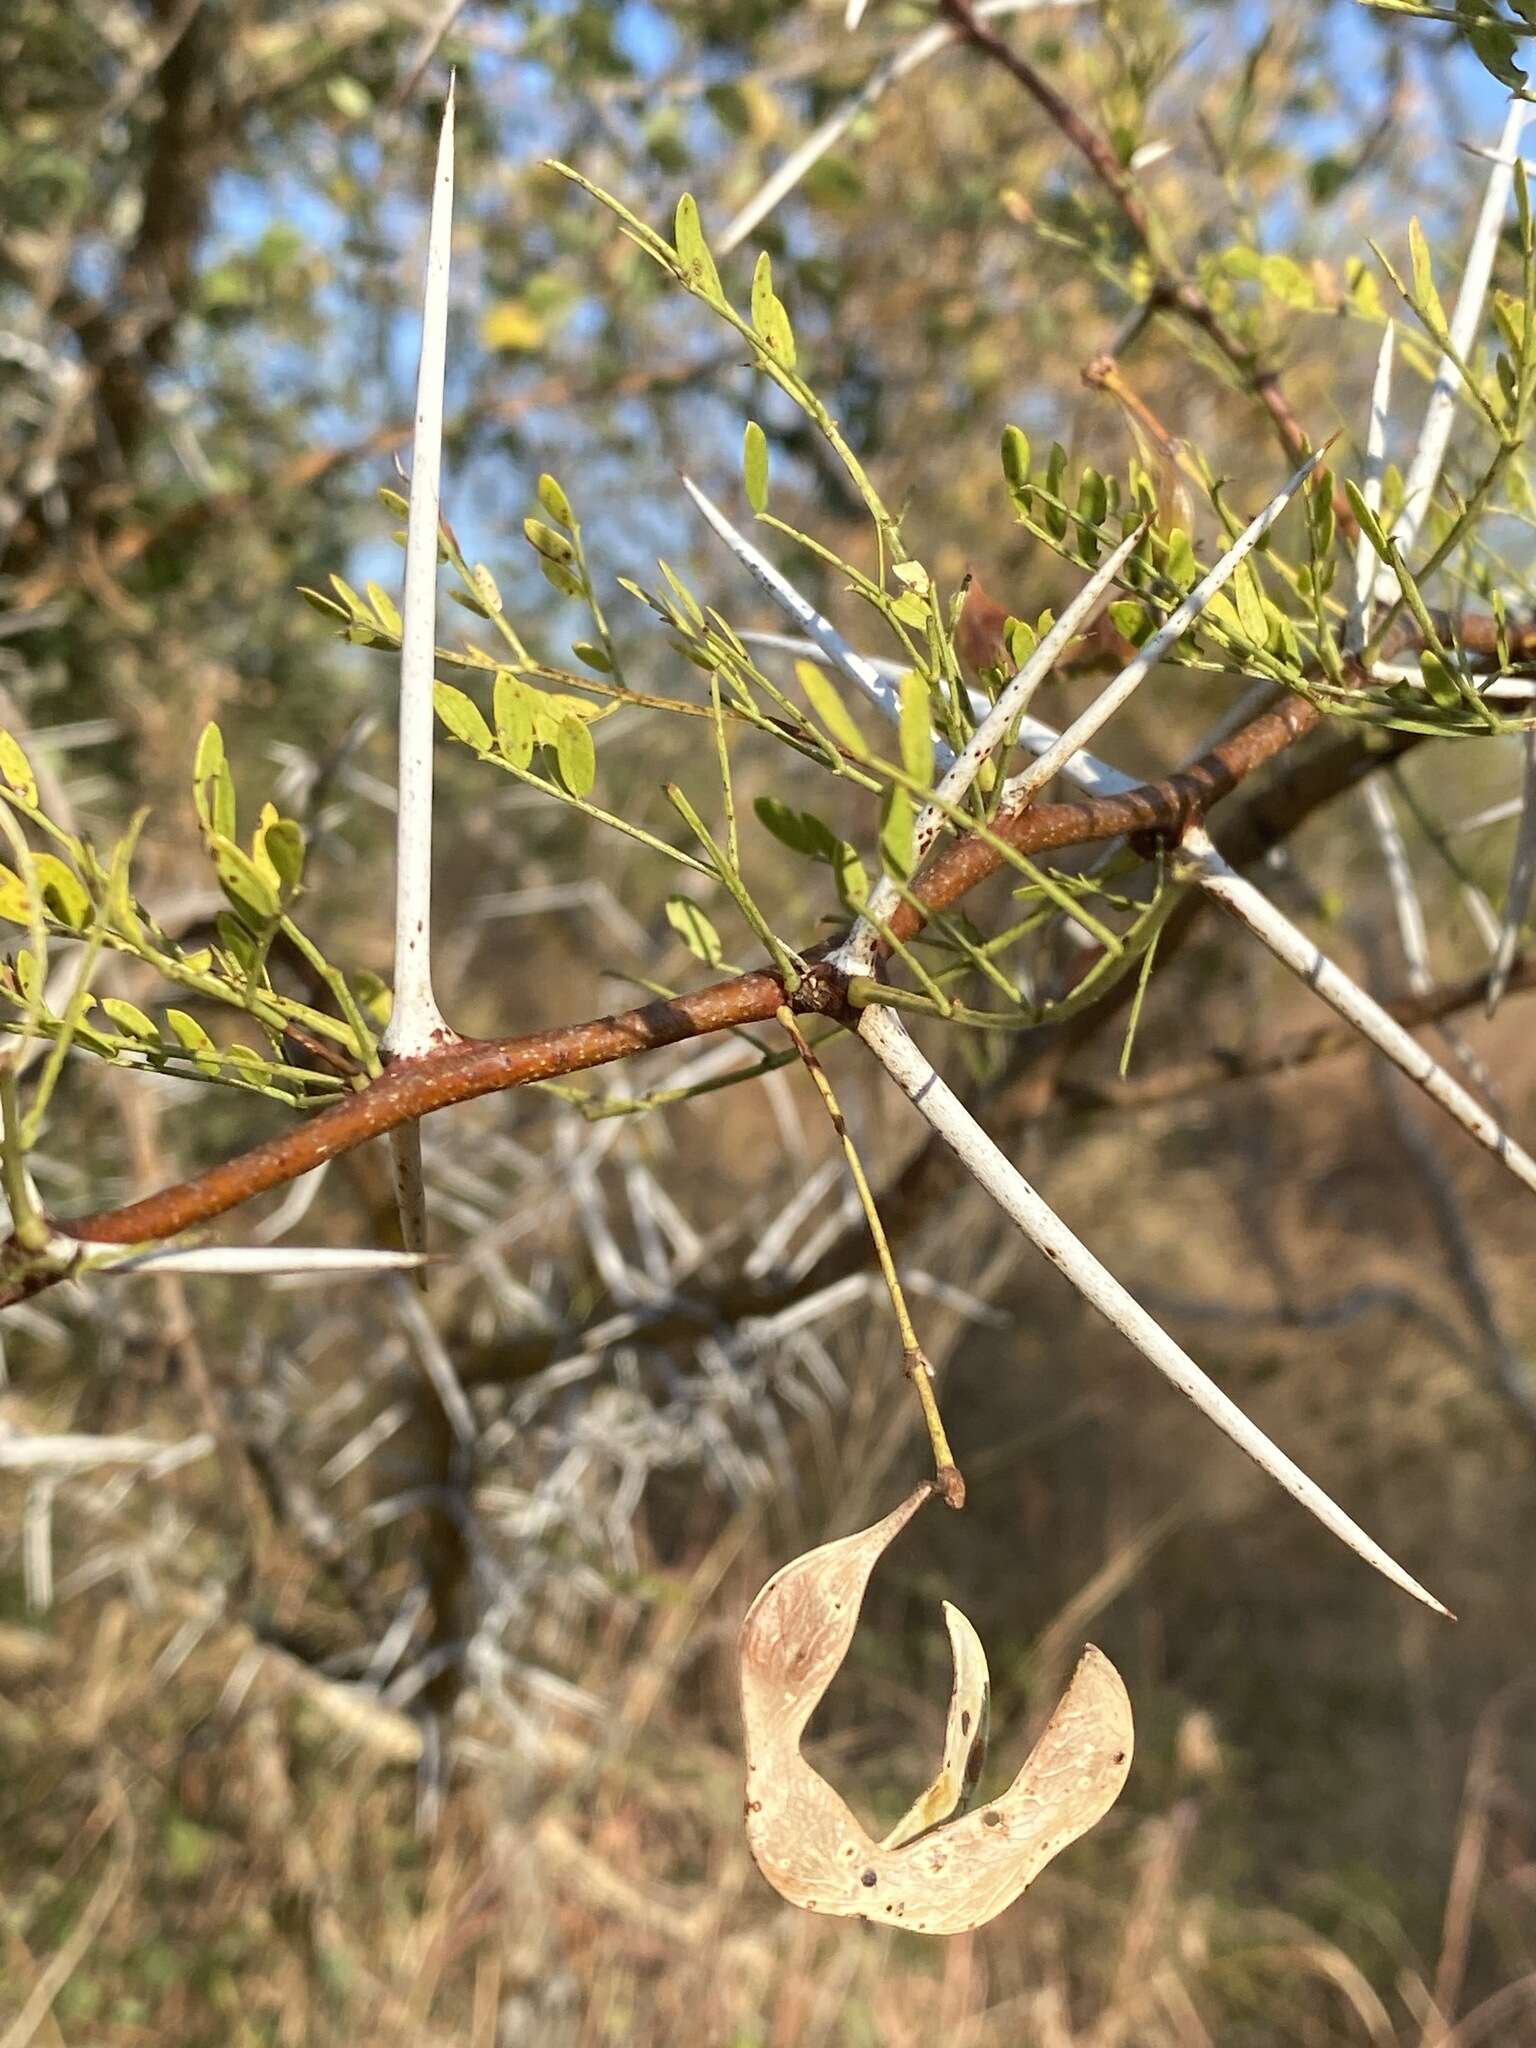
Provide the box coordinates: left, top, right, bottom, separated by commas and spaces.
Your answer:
39, 696, 1322, 1263
13, 606, 1536, 1296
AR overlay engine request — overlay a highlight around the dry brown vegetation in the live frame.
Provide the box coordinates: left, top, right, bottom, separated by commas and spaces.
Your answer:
6, 960, 1536, 2043
9, 1, 1536, 2042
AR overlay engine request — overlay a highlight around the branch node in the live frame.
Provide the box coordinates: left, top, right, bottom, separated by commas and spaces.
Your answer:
792, 959, 856, 1021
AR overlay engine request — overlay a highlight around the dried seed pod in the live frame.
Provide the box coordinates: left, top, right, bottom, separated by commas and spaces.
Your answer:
880, 1599, 990, 1850
740, 1484, 1133, 1933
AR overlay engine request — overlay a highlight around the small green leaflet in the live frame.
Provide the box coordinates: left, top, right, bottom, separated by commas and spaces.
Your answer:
0, 867, 34, 925
166, 1008, 221, 1074
898, 670, 933, 788
434, 682, 493, 753
537, 472, 574, 527
1233, 560, 1268, 646
751, 251, 796, 367
33, 853, 89, 930
666, 896, 726, 966
674, 194, 725, 305
1419, 650, 1462, 711
553, 714, 596, 797
755, 796, 838, 861
100, 998, 157, 1041
208, 835, 280, 931
262, 818, 305, 897
795, 660, 865, 757
1001, 425, 1030, 494
524, 517, 574, 565
494, 671, 535, 767
366, 581, 402, 635
1407, 218, 1449, 341
744, 421, 770, 514
193, 723, 236, 841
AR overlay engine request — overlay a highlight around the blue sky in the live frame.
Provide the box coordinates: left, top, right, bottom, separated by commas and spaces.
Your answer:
204, 1, 1529, 611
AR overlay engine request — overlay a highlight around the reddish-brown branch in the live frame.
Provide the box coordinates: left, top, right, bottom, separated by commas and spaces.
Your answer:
34, 570, 1536, 1281
938, 0, 1152, 236
69, 969, 789, 1246
891, 691, 1321, 936
45, 693, 1326, 1259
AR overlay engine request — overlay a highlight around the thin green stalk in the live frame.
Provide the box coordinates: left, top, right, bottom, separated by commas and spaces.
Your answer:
708, 674, 739, 873
20, 918, 109, 1147
666, 784, 803, 991
0, 1065, 47, 1250
489, 756, 713, 875
777, 1006, 962, 1506
279, 918, 382, 1078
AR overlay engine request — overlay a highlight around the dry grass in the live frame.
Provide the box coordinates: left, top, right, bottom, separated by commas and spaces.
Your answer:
1, 1500, 1532, 2047
5, 876, 1536, 2046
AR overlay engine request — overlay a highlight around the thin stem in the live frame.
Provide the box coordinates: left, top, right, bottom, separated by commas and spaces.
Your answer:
278, 919, 381, 1078
0, 1067, 46, 1251
777, 1005, 963, 1503
19, 917, 108, 1148
938, 0, 1335, 496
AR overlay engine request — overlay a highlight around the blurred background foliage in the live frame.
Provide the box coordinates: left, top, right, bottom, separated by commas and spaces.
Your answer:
5, 1, 1536, 2043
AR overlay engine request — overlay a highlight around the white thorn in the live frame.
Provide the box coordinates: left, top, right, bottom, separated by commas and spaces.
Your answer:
380, 78, 458, 1268
744, 614, 1536, 1213
1004, 446, 1329, 815
1128, 138, 1173, 172
1377, 98, 1534, 601
858, 1005, 1450, 1615
681, 477, 915, 739
1348, 321, 1395, 654
98, 1245, 432, 1277
382, 76, 459, 1065
1181, 824, 1536, 1202
830, 523, 1147, 978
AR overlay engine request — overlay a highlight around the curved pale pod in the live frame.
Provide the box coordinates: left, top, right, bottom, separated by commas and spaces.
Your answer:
881, 1599, 990, 1850
740, 1485, 1133, 1934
